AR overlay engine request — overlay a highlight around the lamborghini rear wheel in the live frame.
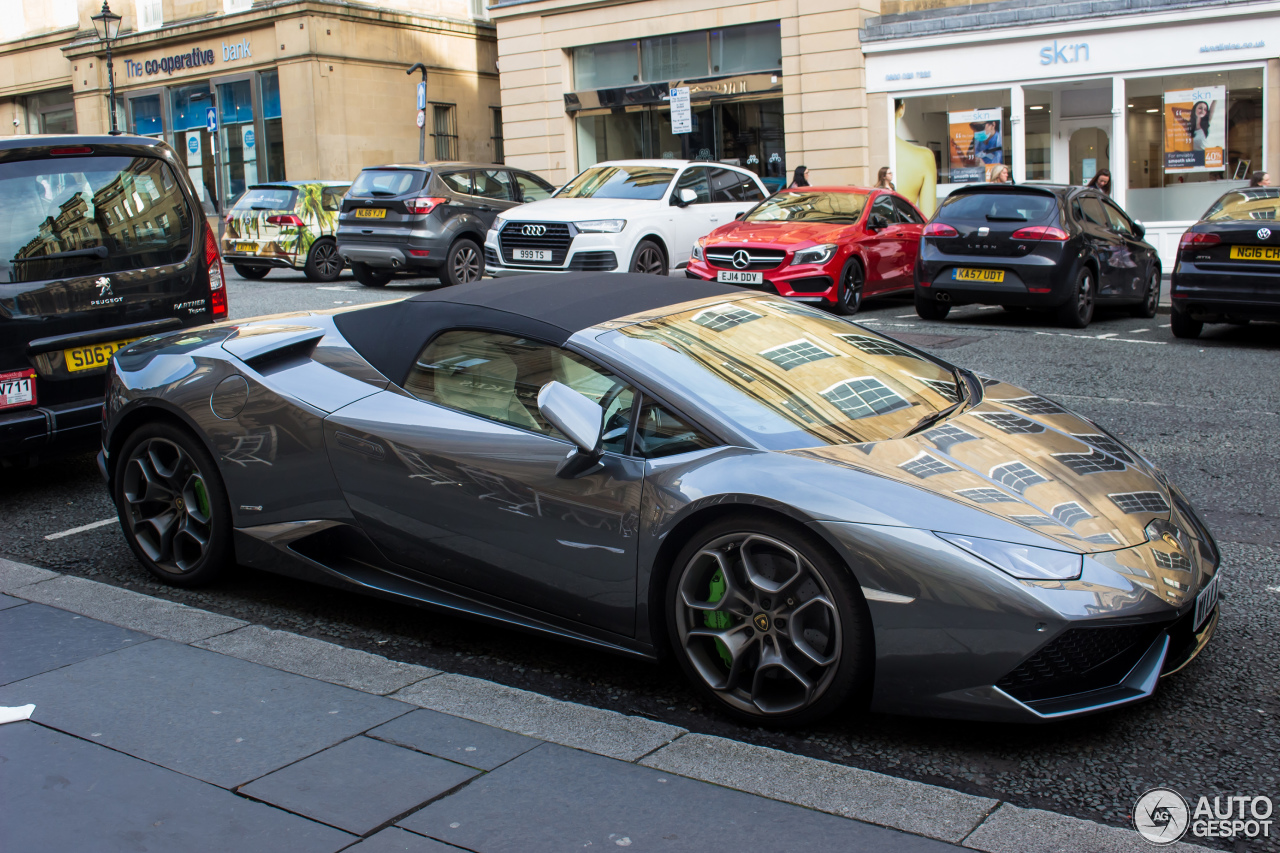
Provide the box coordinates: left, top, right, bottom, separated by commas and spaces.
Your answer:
666, 515, 871, 727
115, 422, 232, 587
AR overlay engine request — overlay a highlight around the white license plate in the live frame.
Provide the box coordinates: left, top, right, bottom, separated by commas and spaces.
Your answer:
1194, 572, 1220, 631
514, 249, 551, 262
717, 270, 763, 284
0, 369, 35, 411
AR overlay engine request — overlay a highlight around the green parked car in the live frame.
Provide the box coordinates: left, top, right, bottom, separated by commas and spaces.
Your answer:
221, 181, 350, 281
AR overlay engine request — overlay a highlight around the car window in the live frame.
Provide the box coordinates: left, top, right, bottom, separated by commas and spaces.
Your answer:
321, 187, 346, 211
676, 167, 712, 204
473, 170, 515, 201
1077, 195, 1109, 227
892, 197, 925, 225
235, 187, 297, 211
559, 165, 676, 200
870, 194, 896, 223
709, 168, 748, 203
940, 192, 1057, 222
404, 330, 636, 454
738, 175, 766, 202
0, 154, 194, 283
440, 171, 475, 195
1101, 199, 1135, 237
348, 169, 425, 197
634, 396, 717, 459
1203, 189, 1280, 221
745, 190, 868, 224
515, 173, 554, 202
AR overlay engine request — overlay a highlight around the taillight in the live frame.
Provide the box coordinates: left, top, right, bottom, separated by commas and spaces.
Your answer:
205, 225, 227, 319
923, 223, 958, 237
50, 146, 93, 156
1178, 231, 1220, 250
406, 197, 448, 215
1010, 225, 1069, 241
266, 214, 305, 227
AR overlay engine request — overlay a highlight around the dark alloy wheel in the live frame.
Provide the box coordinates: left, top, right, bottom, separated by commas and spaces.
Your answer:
352, 262, 392, 288
630, 240, 667, 275
831, 258, 864, 316
666, 516, 870, 727
1131, 269, 1159, 318
233, 264, 269, 280
1171, 306, 1203, 339
915, 289, 950, 320
1056, 267, 1095, 328
444, 239, 483, 286
304, 239, 344, 282
115, 423, 231, 587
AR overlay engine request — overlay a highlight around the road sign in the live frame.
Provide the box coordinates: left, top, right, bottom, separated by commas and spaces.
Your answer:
187, 136, 199, 154
417, 81, 427, 111
416, 110, 426, 128
205, 107, 217, 133
670, 87, 691, 134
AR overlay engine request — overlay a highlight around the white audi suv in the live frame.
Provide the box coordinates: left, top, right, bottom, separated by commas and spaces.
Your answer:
484, 160, 768, 277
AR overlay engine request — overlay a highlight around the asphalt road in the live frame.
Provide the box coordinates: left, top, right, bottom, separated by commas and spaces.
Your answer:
4, 265, 1278, 851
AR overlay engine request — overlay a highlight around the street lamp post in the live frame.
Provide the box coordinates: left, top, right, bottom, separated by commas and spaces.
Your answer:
407, 63, 428, 162
90, 1, 123, 135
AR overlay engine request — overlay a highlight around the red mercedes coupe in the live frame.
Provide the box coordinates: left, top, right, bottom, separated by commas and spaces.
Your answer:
685, 187, 926, 314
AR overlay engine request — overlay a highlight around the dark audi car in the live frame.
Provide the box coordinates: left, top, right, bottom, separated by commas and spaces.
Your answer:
0, 135, 227, 468
915, 184, 1160, 328
336, 162, 556, 288
1170, 187, 1280, 338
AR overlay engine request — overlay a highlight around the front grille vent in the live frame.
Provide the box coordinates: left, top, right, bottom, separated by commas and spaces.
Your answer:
499, 222, 573, 266
997, 623, 1162, 702
706, 247, 786, 271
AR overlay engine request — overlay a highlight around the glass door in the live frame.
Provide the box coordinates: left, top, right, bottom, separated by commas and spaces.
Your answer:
215, 77, 258, 209
1054, 116, 1111, 187
169, 83, 218, 212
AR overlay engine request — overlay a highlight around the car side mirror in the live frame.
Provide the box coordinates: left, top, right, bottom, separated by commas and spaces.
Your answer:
867, 213, 888, 230
734, 211, 745, 220
672, 187, 698, 207
538, 381, 605, 478
1132, 220, 1146, 239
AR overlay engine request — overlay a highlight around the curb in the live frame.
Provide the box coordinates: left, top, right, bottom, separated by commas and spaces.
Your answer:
0, 557, 1209, 852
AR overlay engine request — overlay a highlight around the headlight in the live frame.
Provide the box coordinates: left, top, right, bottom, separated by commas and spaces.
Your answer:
491, 215, 507, 234
692, 238, 705, 261
575, 219, 626, 233
936, 532, 1082, 580
790, 243, 837, 266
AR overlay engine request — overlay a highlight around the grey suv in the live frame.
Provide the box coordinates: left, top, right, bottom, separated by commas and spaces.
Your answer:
336, 162, 556, 288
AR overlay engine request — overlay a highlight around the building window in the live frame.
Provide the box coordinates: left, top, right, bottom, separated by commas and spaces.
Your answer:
224, 0, 252, 12
692, 304, 761, 331
956, 487, 1017, 504
491, 107, 504, 164
1153, 550, 1193, 572
136, 0, 163, 31
832, 333, 914, 360
1009, 515, 1063, 528
1072, 433, 1133, 463
975, 412, 1044, 434
1086, 532, 1119, 546
1000, 395, 1065, 416
1051, 502, 1092, 528
989, 461, 1047, 494
432, 104, 458, 161
1053, 448, 1127, 475
759, 339, 835, 370
900, 452, 956, 479
469, 0, 490, 19
1109, 491, 1170, 515
923, 424, 976, 453
821, 378, 909, 420
913, 375, 961, 402
260, 70, 286, 182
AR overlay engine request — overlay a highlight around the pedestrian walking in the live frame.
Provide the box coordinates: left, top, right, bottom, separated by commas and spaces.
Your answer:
989, 165, 1012, 184
875, 167, 895, 190
1250, 171, 1271, 187
1087, 168, 1112, 195
788, 165, 810, 188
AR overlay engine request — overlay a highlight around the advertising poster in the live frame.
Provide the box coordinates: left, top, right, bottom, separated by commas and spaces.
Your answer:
948, 108, 1003, 183
1164, 86, 1226, 172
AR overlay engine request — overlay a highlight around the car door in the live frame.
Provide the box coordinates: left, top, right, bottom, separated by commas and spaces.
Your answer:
707, 167, 757, 225
671, 166, 719, 254
324, 329, 644, 634
1101, 197, 1149, 298
888, 195, 927, 290
471, 169, 521, 226
1074, 193, 1127, 296
862, 192, 908, 290
513, 171, 556, 203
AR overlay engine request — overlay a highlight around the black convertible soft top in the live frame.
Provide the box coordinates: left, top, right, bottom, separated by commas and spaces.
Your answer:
333, 273, 742, 385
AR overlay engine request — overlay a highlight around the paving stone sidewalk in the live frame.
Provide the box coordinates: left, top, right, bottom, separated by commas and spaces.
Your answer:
0, 558, 1205, 852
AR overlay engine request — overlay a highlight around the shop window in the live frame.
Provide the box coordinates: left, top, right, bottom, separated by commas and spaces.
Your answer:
432, 104, 459, 161
259, 70, 286, 183
642, 31, 709, 82
1126, 68, 1264, 222
491, 107, 504, 164
893, 90, 1010, 217
1024, 89, 1052, 182
26, 89, 77, 135
135, 0, 162, 31
572, 41, 639, 91
710, 22, 782, 76
469, 0, 490, 19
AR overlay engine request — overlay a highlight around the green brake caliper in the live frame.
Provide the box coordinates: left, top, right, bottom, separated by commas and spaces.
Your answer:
705, 568, 734, 668
192, 478, 211, 517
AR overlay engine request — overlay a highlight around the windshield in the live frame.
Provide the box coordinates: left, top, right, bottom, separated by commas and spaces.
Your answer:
558, 165, 676, 200
746, 191, 869, 224
349, 169, 426, 198
1203, 189, 1280, 221
598, 297, 963, 450
940, 192, 1057, 223
234, 187, 297, 211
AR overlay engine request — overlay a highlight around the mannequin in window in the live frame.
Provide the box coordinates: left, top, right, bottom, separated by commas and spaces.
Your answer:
894, 99, 937, 216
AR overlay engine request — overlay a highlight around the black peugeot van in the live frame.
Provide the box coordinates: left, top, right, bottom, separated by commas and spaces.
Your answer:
0, 135, 227, 467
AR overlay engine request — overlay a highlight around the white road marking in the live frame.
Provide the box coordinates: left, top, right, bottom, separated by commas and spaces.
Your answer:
1128, 328, 1151, 333
1053, 392, 1277, 417
1159, 323, 1172, 328
896, 314, 917, 318
1095, 333, 1118, 339
46, 517, 118, 540
316, 286, 357, 291
976, 305, 1000, 310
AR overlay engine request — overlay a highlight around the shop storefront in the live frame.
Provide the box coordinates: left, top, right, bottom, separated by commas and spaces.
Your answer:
490, 0, 874, 188
863, 2, 1280, 265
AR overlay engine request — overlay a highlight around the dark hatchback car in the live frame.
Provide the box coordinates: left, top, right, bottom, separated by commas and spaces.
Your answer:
0, 135, 226, 467
1170, 187, 1280, 338
915, 184, 1160, 328
336, 162, 556, 288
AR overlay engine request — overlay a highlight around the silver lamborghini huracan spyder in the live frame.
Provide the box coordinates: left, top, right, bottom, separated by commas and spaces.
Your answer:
99, 273, 1220, 725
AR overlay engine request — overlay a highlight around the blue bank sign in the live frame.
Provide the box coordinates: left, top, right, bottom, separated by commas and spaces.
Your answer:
124, 39, 252, 78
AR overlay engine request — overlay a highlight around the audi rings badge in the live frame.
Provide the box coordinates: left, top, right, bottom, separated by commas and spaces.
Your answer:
522, 224, 547, 237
